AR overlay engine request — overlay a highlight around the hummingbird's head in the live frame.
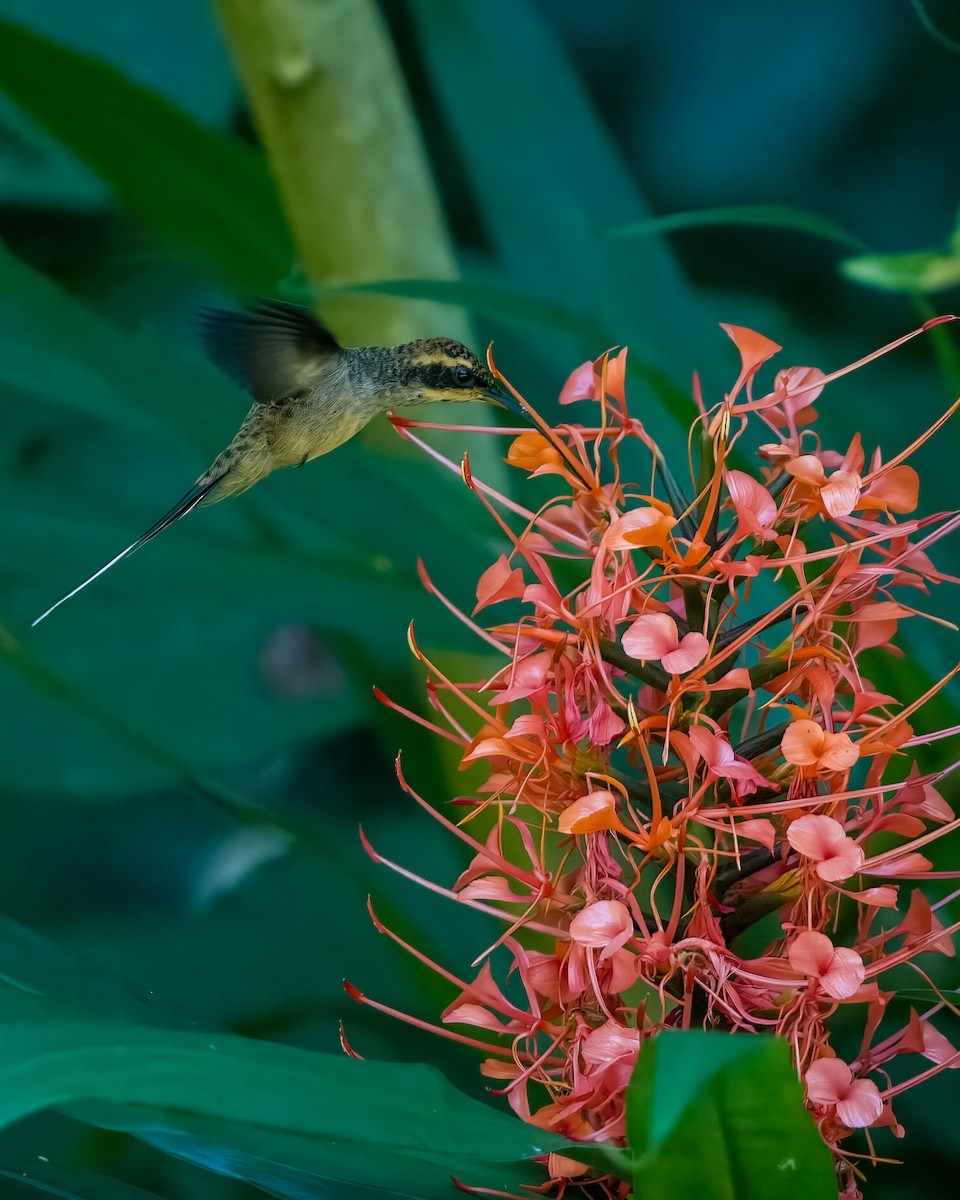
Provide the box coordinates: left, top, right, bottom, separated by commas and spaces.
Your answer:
394, 338, 525, 416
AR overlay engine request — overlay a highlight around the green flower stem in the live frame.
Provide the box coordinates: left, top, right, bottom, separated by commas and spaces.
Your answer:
653, 450, 696, 538
713, 847, 779, 899
733, 724, 786, 759
720, 888, 791, 945
681, 583, 706, 640
703, 656, 791, 719
713, 608, 791, 652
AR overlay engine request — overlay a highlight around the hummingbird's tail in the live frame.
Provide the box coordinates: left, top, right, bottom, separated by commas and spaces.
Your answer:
31, 475, 223, 627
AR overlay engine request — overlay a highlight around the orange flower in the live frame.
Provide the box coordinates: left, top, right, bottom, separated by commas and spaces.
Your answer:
781, 719, 859, 777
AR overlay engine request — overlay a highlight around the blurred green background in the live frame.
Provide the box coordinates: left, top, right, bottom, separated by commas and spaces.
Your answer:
1, 1, 959, 1196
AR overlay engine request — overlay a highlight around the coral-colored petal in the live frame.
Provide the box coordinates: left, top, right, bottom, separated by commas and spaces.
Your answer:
789, 931, 864, 998
861, 465, 920, 514
789, 930, 835, 977
604, 507, 677, 551
818, 731, 860, 773
781, 719, 826, 767
581, 1019, 640, 1068
864, 853, 933, 877
727, 470, 778, 537
822, 946, 866, 999
737, 818, 777, 852
604, 348, 628, 406
558, 790, 626, 835
820, 469, 862, 518
785, 455, 827, 486
787, 814, 865, 881
474, 555, 525, 612
721, 324, 782, 377
558, 361, 596, 406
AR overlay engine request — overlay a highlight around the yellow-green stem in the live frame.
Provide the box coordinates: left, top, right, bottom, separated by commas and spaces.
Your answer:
211, 0, 470, 348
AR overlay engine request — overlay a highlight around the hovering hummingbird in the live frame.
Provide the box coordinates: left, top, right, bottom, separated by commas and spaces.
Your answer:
33, 299, 523, 626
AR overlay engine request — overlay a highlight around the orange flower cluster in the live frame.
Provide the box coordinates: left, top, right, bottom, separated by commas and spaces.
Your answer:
351, 319, 960, 1199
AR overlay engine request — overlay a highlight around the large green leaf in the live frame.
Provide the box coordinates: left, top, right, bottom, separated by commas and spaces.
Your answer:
625, 1032, 835, 1199
0, 15, 291, 292
0, 1021, 563, 1200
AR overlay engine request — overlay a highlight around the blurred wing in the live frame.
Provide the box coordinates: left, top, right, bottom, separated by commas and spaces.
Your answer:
199, 300, 340, 403
32, 477, 220, 626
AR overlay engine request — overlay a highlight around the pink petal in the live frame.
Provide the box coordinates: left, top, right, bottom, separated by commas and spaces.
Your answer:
820, 469, 862, 518
786, 454, 827, 486
787, 814, 864, 882
836, 1079, 884, 1129
474, 556, 525, 612
496, 652, 552, 702
581, 1019, 640, 1068
738, 818, 777, 852
660, 632, 709, 674
806, 1058, 882, 1127
587, 699, 627, 745
688, 726, 733, 769
805, 1057, 851, 1105
786, 814, 846, 859
823, 947, 866, 999
726, 470, 778, 537
864, 853, 933, 877
569, 900, 633, 958
789, 930, 835, 978
919, 1021, 959, 1066
789, 931, 863, 999
816, 845, 865, 882
444, 1002, 508, 1031
621, 612, 678, 660
844, 885, 899, 908
776, 365, 826, 414
559, 361, 597, 405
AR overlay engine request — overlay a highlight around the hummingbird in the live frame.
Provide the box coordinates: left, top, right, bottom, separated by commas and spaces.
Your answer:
32, 299, 524, 626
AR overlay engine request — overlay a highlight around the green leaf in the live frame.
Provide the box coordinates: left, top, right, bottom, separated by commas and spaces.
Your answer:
609, 204, 866, 250
0, 916, 208, 1031
0, 15, 292, 291
625, 1031, 835, 1200
0, 1160, 171, 1200
407, 0, 720, 426
840, 249, 960, 294
0, 1021, 563, 1200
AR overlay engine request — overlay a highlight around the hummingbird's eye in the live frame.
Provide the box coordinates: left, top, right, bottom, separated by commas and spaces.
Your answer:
453, 365, 475, 387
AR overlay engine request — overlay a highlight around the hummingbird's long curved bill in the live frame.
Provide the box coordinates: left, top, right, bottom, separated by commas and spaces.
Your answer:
31, 477, 220, 627
484, 383, 531, 421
